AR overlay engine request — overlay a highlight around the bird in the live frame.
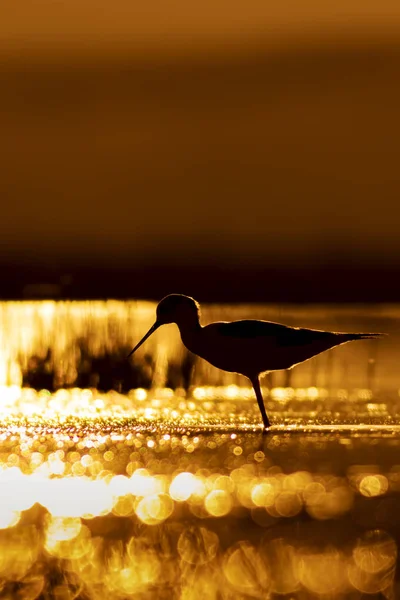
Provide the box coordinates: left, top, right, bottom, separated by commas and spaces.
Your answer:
127, 294, 385, 429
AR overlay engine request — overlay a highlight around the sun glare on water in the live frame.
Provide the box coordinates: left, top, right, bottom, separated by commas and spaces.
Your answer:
0, 384, 397, 597
0, 301, 397, 597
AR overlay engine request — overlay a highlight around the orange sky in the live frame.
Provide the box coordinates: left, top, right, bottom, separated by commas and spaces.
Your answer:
1, 2, 400, 274
2, 1, 400, 58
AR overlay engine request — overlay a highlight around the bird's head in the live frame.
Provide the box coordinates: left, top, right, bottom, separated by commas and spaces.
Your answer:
156, 294, 200, 325
127, 294, 200, 359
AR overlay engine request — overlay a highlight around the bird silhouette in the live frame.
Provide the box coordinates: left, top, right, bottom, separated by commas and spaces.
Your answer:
127, 294, 385, 429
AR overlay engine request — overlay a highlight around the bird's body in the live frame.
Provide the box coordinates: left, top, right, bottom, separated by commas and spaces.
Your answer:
180, 319, 379, 377
128, 294, 385, 429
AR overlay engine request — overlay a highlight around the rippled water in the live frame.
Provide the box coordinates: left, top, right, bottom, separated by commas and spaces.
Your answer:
0, 302, 399, 598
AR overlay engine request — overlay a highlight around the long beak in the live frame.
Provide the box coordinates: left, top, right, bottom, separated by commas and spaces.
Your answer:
127, 322, 160, 358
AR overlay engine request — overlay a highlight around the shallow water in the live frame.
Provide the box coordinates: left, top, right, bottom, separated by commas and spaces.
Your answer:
0, 302, 399, 598
1, 300, 399, 390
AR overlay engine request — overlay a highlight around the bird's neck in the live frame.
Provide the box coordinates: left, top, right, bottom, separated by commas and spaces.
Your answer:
175, 317, 202, 352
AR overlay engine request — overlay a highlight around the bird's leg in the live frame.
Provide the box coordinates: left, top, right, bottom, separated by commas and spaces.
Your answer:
251, 376, 270, 429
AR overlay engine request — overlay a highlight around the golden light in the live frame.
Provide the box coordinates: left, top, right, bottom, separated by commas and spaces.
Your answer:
109, 474, 131, 498
348, 532, 397, 598
192, 387, 206, 400
134, 388, 147, 401
130, 468, 161, 496
267, 539, 300, 595
0, 466, 37, 512
186, 475, 207, 504
112, 494, 135, 517
135, 493, 174, 525
0, 509, 21, 529
204, 490, 233, 517
177, 526, 219, 565
270, 387, 292, 401
251, 481, 276, 507
274, 491, 302, 517
304, 481, 354, 520
298, 549, 348, 595
0, 299, 394, 596
359, 475, 389, 497
224, 384, 240, 399
45, 521, 92, 560
169, 472, 198, 501
0, 525, 40, 580
223, 542, 270, 595
353, 530, 397, 574
38, 477, 113, 518
211, 474, 235, 493
105, 538, 162, 593
45, 515, 82, 555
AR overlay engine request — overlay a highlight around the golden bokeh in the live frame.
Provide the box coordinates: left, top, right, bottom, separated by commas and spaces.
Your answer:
0, 297, 396, 598
0, 385, 396, 598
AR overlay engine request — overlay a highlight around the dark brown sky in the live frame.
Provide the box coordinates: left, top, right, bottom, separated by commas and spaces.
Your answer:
1, 2, 400, 286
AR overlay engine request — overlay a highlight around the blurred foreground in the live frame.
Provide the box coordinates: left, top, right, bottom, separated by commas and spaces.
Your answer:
0, 386, 400, 598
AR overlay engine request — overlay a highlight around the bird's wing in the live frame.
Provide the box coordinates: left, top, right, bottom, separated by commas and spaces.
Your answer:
207, 320, 333, 346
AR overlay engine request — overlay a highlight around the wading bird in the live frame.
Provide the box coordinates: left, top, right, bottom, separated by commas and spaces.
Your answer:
127, 294, 384, 429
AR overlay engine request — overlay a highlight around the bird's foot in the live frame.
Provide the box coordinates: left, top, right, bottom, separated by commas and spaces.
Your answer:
262, 421, 271, 434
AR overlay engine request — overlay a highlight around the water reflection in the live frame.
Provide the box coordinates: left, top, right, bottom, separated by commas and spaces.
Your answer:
0, 386, 399, 597
0, 301, 398, 597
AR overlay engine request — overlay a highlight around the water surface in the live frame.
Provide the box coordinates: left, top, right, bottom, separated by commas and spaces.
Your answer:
0, 301, 398, 598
